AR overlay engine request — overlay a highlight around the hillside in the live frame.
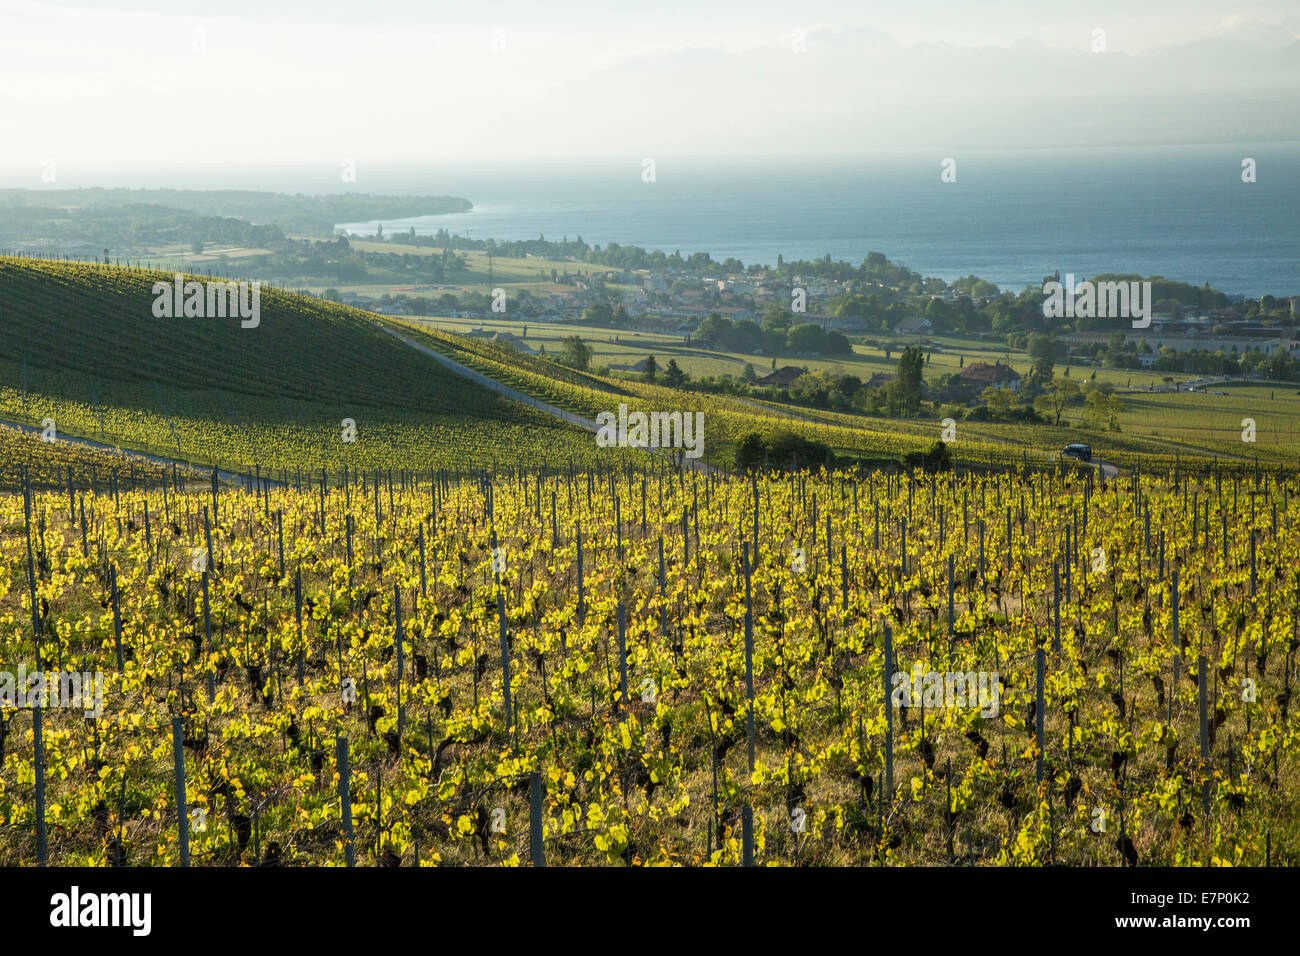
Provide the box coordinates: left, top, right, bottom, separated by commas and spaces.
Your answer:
0, 257, 603, 481
1, 257, 1286, 488
0, 189, 472, 240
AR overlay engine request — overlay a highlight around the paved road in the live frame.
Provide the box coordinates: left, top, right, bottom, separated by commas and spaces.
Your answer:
377, 324, 600, 434
376, 322, 717, 474
1092, 458, 1120, 480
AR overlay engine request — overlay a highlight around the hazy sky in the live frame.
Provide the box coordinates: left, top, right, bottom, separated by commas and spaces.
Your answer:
1, 0, 1297, 173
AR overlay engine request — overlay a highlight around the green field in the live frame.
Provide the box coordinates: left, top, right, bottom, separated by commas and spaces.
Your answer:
407, 316, 1300, 467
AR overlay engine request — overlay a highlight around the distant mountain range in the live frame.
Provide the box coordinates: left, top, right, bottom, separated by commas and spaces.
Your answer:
474, 27, 1300, 155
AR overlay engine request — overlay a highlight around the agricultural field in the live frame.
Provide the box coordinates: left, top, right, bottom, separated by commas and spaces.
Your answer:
0, 258, 605, 479
0, 425, 172, 490
389, 321, 1022, 469
412, 315, 1300, 466
342, 241, 623, 290
1, 255, 1296, 871
0, 257, 1032, 477
3, 256, 1293, 484
0, 461, 1295, 866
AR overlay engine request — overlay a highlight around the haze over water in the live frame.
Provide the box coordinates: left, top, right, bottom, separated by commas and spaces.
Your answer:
13, 143, 1295, 298
331, 145, 1300, 298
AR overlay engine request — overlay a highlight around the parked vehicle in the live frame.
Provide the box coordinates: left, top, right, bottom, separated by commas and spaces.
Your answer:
1062, 443, 1092, 462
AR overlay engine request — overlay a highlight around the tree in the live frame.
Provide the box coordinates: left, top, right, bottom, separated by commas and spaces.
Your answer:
1033, 376, 1081, 426
559, 335, 592, 371
581, 303, 614, 325
1026, 333, 1061, 392
741, 362, 758, 383
905, 439, 952, 473
824, 330, 853, 355
832, 374, 862, 400
642, 354, 658, 384
735, 432, 766, 471
981, 385, 1015, 419
766, 431, 832, 470
1084, 382, 1124, 431
891, 345, 925, 415
663, 359, 688, 388
786, 323, 826, 353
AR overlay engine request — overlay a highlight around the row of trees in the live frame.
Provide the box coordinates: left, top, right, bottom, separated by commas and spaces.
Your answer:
693, 309, 854, 357
545, 335, 1122, 431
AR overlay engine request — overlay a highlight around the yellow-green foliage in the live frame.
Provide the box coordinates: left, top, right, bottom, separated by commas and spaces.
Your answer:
1, 465, 1295, 866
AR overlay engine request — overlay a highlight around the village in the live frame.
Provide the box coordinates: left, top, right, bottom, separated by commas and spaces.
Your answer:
333, 256, 1300, 378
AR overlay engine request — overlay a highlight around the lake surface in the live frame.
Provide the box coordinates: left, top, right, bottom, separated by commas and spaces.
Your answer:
334, 146, 1300, 297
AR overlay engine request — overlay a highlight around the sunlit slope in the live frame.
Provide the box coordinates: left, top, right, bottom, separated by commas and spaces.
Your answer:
0, 258, 603, 474
392, 320, 1019, 469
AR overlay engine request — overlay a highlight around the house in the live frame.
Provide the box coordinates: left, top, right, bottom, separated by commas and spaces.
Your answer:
757, 366, 807, 387
959, 362, 1021, 392
491, 331, 537, 355
867, 371, 933, 398
826, 314, 868, 332
893, 316, 933, 334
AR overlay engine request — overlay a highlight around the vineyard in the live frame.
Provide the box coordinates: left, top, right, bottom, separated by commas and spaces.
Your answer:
392, 321, 1021, 468
5, 256, 1289, 483
0, 424, 171, 490
0, 257, 603, 477
0, 459, 1296, 867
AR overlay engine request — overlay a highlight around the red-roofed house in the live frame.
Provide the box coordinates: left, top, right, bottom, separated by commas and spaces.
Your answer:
959, 362, 1021, 392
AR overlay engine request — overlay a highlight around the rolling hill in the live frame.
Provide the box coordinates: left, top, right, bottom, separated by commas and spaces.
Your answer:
0, 257, 603, 482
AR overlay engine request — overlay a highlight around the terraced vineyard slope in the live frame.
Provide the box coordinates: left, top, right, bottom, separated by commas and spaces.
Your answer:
0, 257, 604, 480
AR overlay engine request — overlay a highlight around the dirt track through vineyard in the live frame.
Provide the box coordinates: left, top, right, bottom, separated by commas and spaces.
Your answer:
0, 418, 271, 486
376, 320, 716, 473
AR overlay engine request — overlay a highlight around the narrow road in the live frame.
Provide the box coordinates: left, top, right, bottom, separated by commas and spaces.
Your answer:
376, 324, 600, 434
376, 321, 717, 474
0, 418, 279, 487
1091, 458, 1120, 480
